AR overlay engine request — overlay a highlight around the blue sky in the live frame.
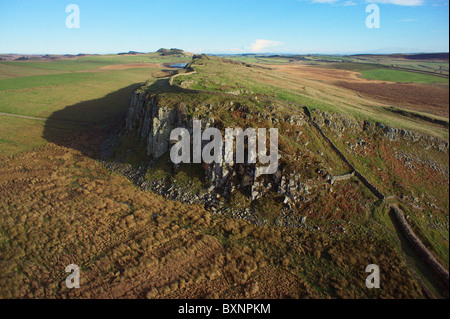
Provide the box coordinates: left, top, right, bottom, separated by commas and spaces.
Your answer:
0, 0, 448, 54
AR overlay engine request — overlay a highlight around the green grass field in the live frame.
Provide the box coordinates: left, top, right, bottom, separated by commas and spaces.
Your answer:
311, 61, 448, 83
360, 68, 448, 84
0, 53, 191, 156
1, 53, 190, 75
224, 54, 449, 82
314, 62, 381, 72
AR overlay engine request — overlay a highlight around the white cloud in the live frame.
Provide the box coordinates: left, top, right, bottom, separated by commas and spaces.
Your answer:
250, 39, 284, 53
366, 0, 424, 5
343, 1, 357, 5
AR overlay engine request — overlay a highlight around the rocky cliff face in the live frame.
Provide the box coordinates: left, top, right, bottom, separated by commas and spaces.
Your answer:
122, 90, 449, 220
126, 92, 186, 159
125, 92, 257, 195
123, 91, 317, 205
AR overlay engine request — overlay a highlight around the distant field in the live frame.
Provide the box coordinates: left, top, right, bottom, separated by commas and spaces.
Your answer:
225, 54, 449, 79
172, 57, 448, 139
0, 53, 190, 75
220, 55, 299, 65
314, 62, 381, 72
0, 63, 66, 79
337, 55, 449, 76
0, 54, 191, 156
1, 53, 448, 156
360, 69, 449, 84
313, 62, 448, 83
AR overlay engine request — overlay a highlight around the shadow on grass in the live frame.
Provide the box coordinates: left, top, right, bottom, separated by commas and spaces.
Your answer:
388, 211, 448, 299
42, 74, 206, 161
42, 83, 143, 159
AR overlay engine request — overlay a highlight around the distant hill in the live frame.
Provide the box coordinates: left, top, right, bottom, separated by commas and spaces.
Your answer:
401, 53, 449, 61
117, 51, 146, 55
157, 48, 185, 56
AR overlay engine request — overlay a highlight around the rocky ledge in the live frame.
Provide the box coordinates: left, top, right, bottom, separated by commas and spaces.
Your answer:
102, 89, 448, 231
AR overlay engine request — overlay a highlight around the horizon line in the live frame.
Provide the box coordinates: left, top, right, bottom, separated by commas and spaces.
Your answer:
1, 51, 449, 57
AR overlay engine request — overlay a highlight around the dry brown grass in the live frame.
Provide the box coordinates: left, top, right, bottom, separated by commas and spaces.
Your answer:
0, 126, 427, 299
335, 81, 449, 118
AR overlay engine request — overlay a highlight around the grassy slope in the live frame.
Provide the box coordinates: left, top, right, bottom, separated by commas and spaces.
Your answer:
173, 57, 448, 139
0, 69, 151, 156
324, 125, 449, 266
168, 56, 448, 295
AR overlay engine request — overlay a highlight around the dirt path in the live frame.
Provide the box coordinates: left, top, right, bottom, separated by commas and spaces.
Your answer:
169, 69, 197, 85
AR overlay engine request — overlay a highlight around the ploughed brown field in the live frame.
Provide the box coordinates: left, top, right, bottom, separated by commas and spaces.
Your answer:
334, 81, 449, 118
266, 64, 376, 83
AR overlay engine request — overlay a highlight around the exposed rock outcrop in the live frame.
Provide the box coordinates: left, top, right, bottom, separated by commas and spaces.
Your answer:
121, 90, 447, 222
125, 92, 262, 195
123, 91, 321, 209
125, 93, 188, 159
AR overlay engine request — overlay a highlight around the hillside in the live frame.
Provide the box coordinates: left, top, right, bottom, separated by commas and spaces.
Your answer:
105, 55, 449, 297
0, 52, 448, 299
0, 127, 427, 299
